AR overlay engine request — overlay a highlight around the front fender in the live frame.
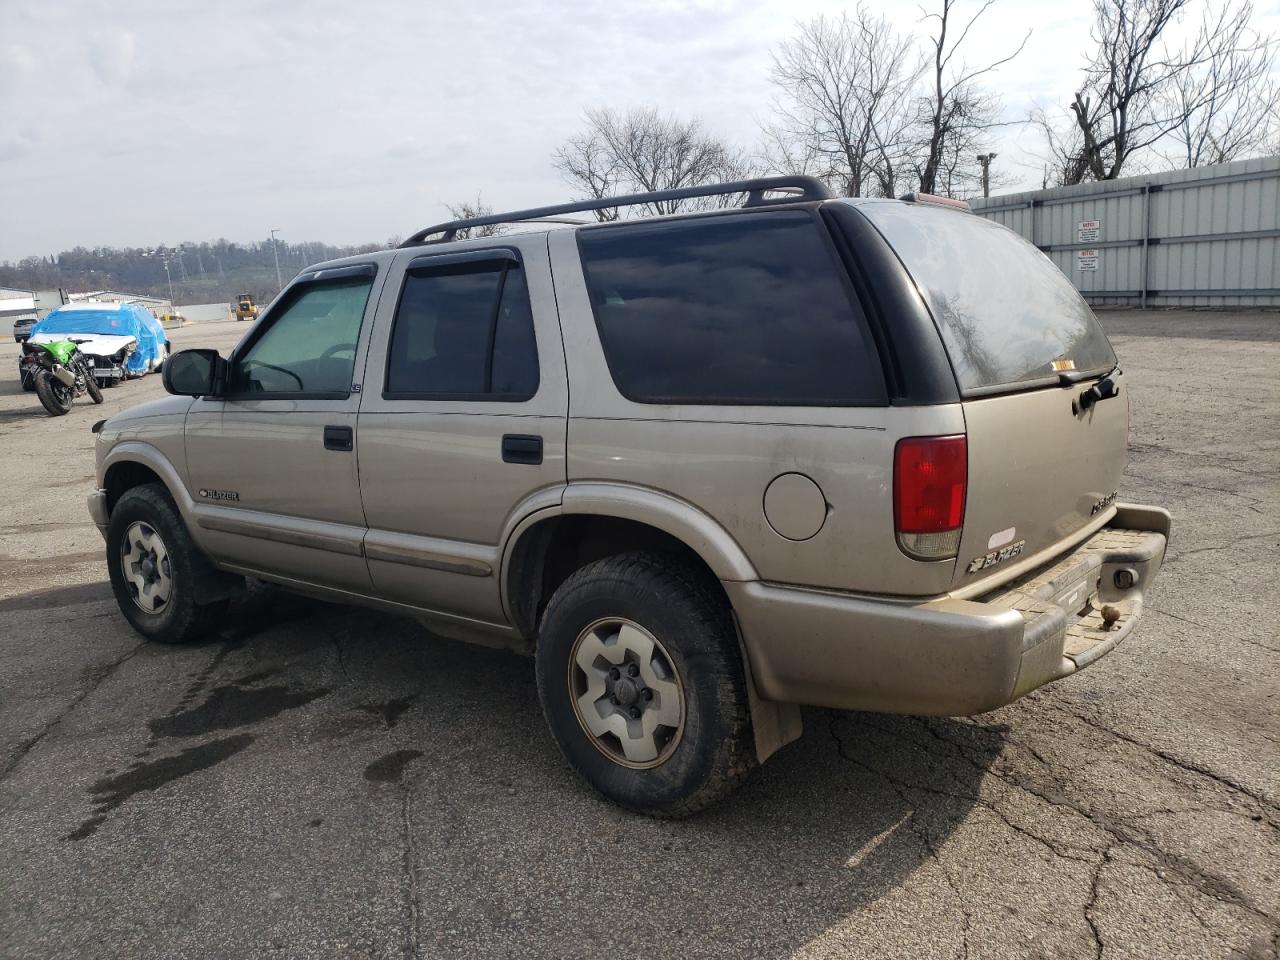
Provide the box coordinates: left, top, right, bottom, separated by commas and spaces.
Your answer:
99, 441, 210, 554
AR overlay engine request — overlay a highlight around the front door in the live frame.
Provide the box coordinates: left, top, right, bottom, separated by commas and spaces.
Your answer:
356, 236, 568, 626
184, 262, 386, 593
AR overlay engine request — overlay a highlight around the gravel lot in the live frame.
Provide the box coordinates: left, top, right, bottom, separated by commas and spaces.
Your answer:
1, 311, 1276, 960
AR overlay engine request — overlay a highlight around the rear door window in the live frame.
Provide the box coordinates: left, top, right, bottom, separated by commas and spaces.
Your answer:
384, 257, 539, 400
854, 201, 1116, 393
576, 211, 885, 405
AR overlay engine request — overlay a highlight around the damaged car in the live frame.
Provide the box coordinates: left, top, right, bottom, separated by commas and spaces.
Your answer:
22, 302, 169, 390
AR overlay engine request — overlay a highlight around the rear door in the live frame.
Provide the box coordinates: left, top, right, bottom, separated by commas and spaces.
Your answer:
852, 200, 1127, 589
355, 235, 567, 626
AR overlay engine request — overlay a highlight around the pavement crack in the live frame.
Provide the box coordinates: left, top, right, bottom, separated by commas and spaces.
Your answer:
0, 641, 144, 782
828, 717, 973, 959
401, 778, 422, 960
324, 625, 354, 686
1052, 704, 1279, 813
1084, 846, 1112, 959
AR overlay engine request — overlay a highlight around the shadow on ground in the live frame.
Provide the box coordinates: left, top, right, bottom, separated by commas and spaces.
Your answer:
44, 593, 1001, 956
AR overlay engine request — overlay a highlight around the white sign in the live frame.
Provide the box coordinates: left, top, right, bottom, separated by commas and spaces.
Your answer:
1077, 249, 1099, 271
1077, 219, 1101, 243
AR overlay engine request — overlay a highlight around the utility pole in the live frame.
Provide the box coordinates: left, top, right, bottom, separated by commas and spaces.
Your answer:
270, 228, 283, 292
976, 153, 997, 198
161, 254, 176, 314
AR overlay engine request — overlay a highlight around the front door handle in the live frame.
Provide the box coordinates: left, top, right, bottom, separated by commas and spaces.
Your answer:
502, 434, 542, 465
323, 425, 353, 451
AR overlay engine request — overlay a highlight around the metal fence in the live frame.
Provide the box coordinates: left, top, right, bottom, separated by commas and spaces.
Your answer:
969, 156, 1280, 307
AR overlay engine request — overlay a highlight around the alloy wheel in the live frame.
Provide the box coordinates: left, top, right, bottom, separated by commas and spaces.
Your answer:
120, 520, 173, 614
567, 617, 685, 768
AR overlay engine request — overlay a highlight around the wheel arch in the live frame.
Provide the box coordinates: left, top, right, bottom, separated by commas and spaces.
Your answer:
101, 443, 199, 535
500, 482, 758, 638
498, 484, 801, 764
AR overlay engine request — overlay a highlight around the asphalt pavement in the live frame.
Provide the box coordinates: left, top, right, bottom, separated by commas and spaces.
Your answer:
0, 311, 1276, 959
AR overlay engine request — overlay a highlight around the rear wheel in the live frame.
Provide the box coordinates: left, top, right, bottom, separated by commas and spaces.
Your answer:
106, 483, 235, 644
535, 553, 755, 817
34, 371, 72, 415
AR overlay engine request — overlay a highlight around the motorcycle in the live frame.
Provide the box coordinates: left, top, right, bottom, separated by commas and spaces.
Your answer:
20, 338, 104, 416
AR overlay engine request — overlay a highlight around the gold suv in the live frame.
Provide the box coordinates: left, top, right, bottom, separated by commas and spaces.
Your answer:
88, 178, 1170, 814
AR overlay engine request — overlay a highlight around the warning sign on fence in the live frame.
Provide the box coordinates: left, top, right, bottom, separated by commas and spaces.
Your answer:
1077, 249, 1099, 271
1077, 219, 1101, 243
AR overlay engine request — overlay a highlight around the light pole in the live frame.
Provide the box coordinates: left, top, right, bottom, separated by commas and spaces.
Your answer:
270, 228, 283, 293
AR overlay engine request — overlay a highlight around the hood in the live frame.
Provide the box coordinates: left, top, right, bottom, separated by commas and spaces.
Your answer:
103, 394, 194, 429
29, 332, 137, 356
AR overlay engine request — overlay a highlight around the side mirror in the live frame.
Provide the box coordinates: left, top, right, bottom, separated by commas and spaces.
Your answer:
163, 349, 226, 397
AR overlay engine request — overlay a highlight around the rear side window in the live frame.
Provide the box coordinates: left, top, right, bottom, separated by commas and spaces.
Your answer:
577, 211, 885, 405
855, 202, 1116, 393
385, 257, 538, 400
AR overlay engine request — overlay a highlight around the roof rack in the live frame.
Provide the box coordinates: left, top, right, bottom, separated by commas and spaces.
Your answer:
898, 192, 972, 211
400, 175, 834, 247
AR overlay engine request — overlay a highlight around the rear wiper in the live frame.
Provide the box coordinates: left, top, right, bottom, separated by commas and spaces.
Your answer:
1070, 362, 1122, 413
1058, 361, 1120, 387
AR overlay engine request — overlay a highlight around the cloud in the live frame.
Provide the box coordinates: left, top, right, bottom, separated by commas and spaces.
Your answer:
89, 26, 136, 85
0, 43, 35, 81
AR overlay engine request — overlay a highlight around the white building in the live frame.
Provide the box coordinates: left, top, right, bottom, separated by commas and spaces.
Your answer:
0, 286, 38, 322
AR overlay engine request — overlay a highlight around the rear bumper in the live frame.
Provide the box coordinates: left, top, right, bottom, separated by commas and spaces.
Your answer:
728, 504, 1170, 716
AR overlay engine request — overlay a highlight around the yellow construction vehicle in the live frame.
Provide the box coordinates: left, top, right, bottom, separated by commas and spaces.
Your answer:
233, 294, 259, 322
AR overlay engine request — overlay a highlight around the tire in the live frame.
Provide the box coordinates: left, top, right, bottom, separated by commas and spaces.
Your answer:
85, 370, 104, 404
19, 367, 35, 392
535, 552, 755, 817
34, 370, 72, 416
106, 483, 232, 644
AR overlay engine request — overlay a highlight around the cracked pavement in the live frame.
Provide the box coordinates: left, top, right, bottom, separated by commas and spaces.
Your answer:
1, 311, 1277, 959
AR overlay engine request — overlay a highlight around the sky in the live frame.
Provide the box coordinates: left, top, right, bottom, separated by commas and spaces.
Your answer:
1, 0, 1276, 262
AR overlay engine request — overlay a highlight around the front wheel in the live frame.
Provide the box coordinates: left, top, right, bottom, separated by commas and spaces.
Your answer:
106, 483, 234, 644
85, 371, 103, 404
535, 553, 756, 817
34, 370, 72, 415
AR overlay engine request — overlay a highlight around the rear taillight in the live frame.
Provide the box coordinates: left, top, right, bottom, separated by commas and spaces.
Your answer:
894, 435, 967, 560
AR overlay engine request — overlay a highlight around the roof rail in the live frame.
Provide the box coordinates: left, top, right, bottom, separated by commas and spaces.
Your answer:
898, 192, 972, 211
400, 175, 834, 247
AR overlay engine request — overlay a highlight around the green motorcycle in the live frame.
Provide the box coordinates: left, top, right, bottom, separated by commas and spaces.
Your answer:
20, 339, 104, 416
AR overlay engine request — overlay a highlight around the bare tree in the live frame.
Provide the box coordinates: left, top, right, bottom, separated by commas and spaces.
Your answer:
552, 107, 754, 221
445, 196, 507, 239
1031, 105, 1092, 186
763, 8, 924, 197
916, 0, 1029, 195
1163, 5, 1276, 167
1068, 0, 1272, 181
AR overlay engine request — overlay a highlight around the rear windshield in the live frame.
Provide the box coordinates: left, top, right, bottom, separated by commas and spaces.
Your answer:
856, 201, 1116, 393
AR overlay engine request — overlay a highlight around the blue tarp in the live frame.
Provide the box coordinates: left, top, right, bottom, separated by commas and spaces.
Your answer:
31, 304, 167, 375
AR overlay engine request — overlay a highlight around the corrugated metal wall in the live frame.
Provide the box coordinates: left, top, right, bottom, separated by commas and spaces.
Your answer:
969, 156, 1280, 307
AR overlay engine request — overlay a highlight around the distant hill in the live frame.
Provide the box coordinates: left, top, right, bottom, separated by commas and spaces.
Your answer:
0, 237, 391, 306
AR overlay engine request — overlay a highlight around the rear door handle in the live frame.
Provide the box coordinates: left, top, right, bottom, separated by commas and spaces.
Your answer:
502, 434, 543, 465
323, 425, 354, 451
